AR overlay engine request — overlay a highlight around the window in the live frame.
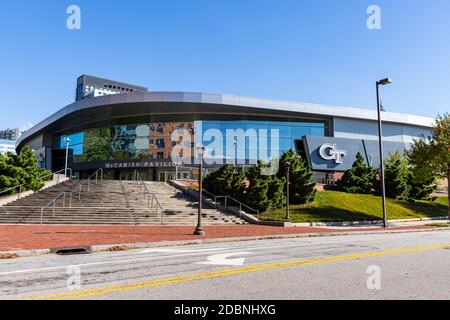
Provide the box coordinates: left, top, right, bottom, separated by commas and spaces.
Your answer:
311, 127, 325, 136
156, 139, 165, 149
157, 152, 164, 159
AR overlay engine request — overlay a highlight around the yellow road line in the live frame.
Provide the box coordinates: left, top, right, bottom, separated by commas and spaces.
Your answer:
23, 243, 450, 300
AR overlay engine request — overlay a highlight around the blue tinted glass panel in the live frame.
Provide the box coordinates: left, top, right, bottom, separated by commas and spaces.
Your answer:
221, 122, 246, 131
199, 121, 221, 131
269, 124, 291, 138
60, 132, 84, 148
291, 126, 311, 139
245, 121, 270, 131
71, 144, 84, 155
311, 127, 325, 136
279, 138, 293, 152
292, 122, 312, 127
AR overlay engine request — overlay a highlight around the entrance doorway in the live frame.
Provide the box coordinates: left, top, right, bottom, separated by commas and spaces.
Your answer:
115, 170, 135, 181
114, 170, 151, 181
157, 171, 175, 182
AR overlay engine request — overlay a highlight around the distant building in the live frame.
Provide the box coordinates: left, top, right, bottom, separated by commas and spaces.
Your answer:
75, 75, 148, 101
0, 139, 16, 155
0, 128, 20, 141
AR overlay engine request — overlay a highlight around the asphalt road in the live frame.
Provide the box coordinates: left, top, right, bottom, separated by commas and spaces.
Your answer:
0, 230, 449, 300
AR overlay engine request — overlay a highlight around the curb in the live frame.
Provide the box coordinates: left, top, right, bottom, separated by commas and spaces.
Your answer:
1, 227, 448, 259
292, 217, 449, 227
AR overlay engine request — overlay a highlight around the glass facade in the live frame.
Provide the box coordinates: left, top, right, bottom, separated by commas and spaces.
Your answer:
58, 122, 195, 164
197, 120, 326, 162
57, 120, 327, 165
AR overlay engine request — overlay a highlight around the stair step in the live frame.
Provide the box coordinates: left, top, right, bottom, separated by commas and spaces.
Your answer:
0, 180, 248, 226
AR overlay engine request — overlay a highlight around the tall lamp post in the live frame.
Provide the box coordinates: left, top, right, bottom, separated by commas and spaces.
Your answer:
376, 78, 392, 228
284, 161, 291, 220
64, 137, 71, 178
233, 137, 238, 168
194, 145, 206, 236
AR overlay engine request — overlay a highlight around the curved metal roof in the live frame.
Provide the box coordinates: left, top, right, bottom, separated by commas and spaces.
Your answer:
17, 91, 434, 147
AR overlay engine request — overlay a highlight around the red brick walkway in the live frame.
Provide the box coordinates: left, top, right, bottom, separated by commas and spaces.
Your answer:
0, 224, 435, 252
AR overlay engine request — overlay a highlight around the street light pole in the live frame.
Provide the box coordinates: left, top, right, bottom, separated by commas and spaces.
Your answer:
284, 161, 291, 220
64, 137, 71, 178
376, 78, 392, 229
233, 138, 238, 168
194, 145, 206, 236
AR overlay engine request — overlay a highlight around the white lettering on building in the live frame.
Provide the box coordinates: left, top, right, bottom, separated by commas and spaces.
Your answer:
319, 143, 347, 164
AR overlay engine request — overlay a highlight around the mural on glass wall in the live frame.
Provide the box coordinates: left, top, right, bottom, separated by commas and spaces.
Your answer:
63, 122, 196, 163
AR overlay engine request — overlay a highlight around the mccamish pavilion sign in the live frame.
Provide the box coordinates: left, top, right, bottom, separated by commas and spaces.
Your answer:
104, 160, 181, 169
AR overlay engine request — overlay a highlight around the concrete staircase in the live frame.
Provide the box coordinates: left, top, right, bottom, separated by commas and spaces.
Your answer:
0, 180, 247, 226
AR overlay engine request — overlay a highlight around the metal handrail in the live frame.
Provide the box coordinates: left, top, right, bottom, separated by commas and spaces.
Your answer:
67, 168, 104, 207
136, 173, 164, 225
0, 168, 72, 200
40, 191, 67, 224
39, 168, 103, 224
175, 182, 259, 219
214, 195, 260, 218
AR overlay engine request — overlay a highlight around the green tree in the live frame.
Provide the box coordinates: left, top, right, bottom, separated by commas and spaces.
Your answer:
0, 152, 22, 191
408, 167, 437, 201
384, 151, 411, 200
267, 175, 286, 210
203, 165, 246, 200
278, 150, 316, 204
408, 114, 450, 218
244, 161, 286, 212
0, 145, 51, 194
337, 152, 376, 194
246, 176, 272, 212
18, 146, 46, 191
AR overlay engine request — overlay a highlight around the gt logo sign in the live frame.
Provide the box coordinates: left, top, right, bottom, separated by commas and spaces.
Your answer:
319, 143, 347, 164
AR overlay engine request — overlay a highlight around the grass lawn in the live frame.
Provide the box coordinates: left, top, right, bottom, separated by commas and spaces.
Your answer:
435, 196, 449, 206
259, 191, 449, 223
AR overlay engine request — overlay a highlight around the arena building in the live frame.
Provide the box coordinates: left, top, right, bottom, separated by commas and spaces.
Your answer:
16, 77, 434, 184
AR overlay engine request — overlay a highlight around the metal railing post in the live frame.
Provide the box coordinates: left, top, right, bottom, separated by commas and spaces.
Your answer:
70, 192, 73, 208
63, 192, 66, 208
41, 208, 44, 225
225, 197, 228, 212
18, 185, 22, 200
53, 201, 56, 217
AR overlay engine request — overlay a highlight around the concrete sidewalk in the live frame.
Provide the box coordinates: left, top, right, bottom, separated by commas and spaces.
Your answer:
0, 224, 445, 255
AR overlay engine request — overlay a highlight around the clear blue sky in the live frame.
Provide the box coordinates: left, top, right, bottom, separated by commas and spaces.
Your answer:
0, 0, 449, 130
